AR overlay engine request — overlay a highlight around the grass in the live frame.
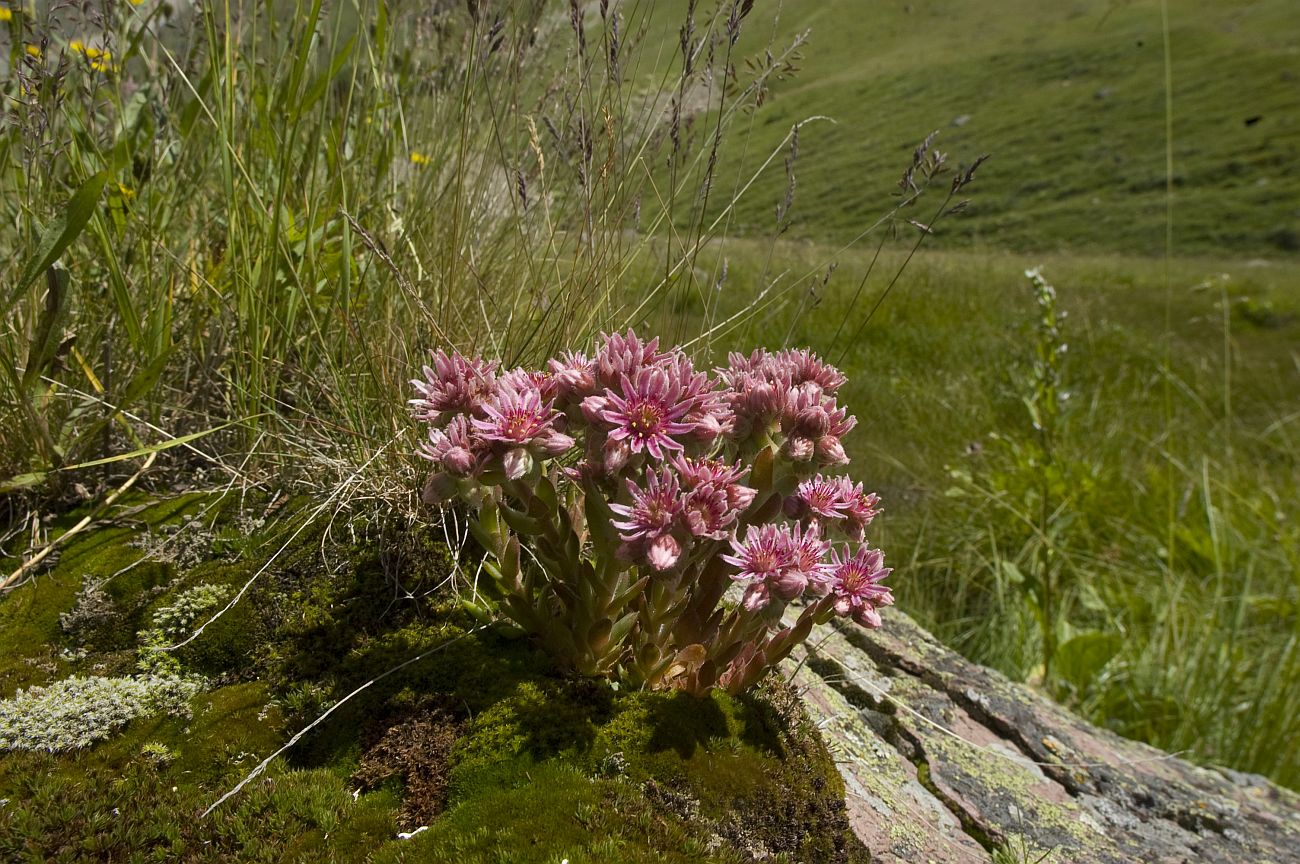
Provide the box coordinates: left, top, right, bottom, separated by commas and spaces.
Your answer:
0, 0, 806, 496
646, 0, 1300, 257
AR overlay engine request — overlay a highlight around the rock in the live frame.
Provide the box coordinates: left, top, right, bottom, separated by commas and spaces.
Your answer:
791, 612, 1300, 862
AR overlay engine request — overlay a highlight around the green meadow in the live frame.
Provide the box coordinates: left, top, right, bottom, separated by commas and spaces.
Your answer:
1, 0, 1297, 856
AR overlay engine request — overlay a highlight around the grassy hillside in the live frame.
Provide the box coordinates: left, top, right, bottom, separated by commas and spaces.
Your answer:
646, 0, 1300, 256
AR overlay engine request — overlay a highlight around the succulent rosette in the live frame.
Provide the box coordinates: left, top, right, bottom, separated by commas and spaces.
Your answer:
411, 330, 894, 694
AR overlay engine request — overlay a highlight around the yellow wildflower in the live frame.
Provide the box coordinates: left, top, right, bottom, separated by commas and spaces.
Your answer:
410, 152, 430, 166
0, 7, 13, 22
24, 43, 39, 57
116, 183, 135, 200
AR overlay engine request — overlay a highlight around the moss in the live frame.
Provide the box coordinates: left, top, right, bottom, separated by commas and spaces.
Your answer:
143, 562, 261, 676
0, 680, 403, 862
438, 676, 866, 864
382, 762, 751, 864
0, 494, 221, 695
1, 494, 866, 860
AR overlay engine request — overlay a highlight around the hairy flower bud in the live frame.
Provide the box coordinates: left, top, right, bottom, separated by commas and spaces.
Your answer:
443, 446, 477, 476
815, 436, 848, 466
783, 435, 815, 462
602, 436, 632, 474
646, 534, 682, 571
540, 431, 576, 457
502, 447, 533, 480
422, 472, 459, 505
581, 394, 610, 424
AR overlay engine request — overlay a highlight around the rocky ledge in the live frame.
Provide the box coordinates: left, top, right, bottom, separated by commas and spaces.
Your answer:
793, 612, 1300, 863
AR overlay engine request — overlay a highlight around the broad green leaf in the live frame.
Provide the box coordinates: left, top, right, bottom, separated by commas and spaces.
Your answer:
11, 171, 111, 306
0, 472, 48, 494
21, 266, 70, 391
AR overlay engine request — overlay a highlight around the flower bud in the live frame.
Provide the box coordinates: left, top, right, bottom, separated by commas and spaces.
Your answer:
741, 583, 771, 611
691, 410, 727, 442
783, 494, 808, 520
443, 446, 477, 476
727, 484, 758, 511
815, 435, 849, 465
771, 568, 808, 601
502, 447, 533, 481
602, 437, 631, 474
581, 394, 610, 424
421, 472, 459, 505
853, 605, 883, 628
783, 435, 815, 462
646, 534, 682, 571
794, 406, 831, 438
540, 431, 576, 457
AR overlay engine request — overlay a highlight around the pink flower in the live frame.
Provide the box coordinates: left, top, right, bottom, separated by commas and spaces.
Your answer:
670, 455, 749, 489
682, 484, 736, 539
788, 475, 881, 539
595, 329, 665, 388
548, 351, 597, 402
499, 367, 559, 402
834, 477, 881, 541
723, 524, 791, 584
681, 386, 734, 443
721, 349, 770, 379
418, 415, 481, 476
601, 366, 700, 459
473, 383, 560, 446
830, 545, 893, 628
671, 455, 757, 517
718, 349, 850, 448
775, 348, 846, 394
792, 475, 852, 521
729, 380, 785, 438
788, 524, 835, 595
723, 524, 809, 609
410, 350, 498, 423
609, 468, 683, 543
472, 382, 573, 478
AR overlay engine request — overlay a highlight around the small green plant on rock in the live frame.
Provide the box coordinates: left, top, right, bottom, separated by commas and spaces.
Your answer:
0, 674, 200, 752
137, 582, 231, 675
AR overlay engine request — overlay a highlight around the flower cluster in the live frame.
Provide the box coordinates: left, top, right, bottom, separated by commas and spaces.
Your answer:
412, 331, 894, 694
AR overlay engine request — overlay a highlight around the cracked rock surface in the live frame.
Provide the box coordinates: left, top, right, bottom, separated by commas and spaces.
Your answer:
791, 612, 1300, 863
